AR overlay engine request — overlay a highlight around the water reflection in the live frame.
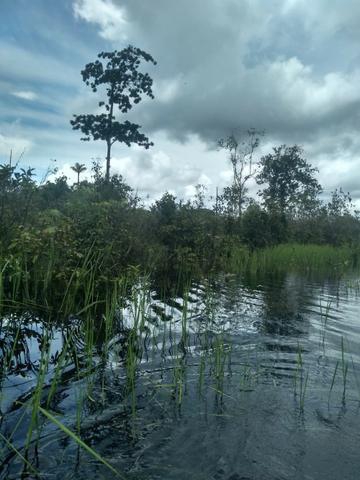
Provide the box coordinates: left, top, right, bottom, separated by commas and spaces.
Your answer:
1, 271, 360, 479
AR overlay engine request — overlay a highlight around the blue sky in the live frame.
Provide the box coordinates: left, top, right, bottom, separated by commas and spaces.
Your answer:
1, 0, 360, 205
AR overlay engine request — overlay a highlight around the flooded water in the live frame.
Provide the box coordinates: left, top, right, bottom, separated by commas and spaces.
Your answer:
1, 271, 360, 479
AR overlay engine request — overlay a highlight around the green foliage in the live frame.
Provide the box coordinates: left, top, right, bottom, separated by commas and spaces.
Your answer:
257, 144, 322, 217
0, 162, 37, 242
71, 162, 87, 185
241, 202, 271, 249
71, 46, 156, 181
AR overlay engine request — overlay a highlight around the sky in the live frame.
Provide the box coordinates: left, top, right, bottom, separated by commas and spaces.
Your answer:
1, 0, 360, 205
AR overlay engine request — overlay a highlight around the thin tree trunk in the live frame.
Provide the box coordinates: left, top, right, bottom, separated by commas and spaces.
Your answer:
105, 140, 111, 183
105, 92, 114, 183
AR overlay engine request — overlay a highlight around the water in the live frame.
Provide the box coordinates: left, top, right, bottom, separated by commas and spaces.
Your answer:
1, 272, 360, 479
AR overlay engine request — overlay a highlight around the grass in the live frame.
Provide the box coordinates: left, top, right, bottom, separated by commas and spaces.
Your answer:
39, 406, 125, 479
293, 343, 309, 412
248, 244, 358, 275
216, 242, 359, 279
341, 336, 349, 404
319, 296, 332, 348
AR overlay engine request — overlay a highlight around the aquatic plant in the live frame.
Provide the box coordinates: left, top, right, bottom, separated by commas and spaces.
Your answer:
294, 344, 309, 413
39, 406, 125, 479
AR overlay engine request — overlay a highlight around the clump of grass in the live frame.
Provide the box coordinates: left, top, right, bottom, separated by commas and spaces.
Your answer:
210, 332, 231, 395
219, 243, 251, 273
249, 243, 357, 275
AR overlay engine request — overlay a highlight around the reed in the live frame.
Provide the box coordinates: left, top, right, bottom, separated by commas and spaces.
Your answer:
341, 336, 349, 404
328, 360, 339, 405
319, 296, 332, 348
293, 344, 309, 412
249, 244, 357, 275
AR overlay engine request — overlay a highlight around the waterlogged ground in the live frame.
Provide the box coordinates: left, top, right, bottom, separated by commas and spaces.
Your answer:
1, 271, 360, 479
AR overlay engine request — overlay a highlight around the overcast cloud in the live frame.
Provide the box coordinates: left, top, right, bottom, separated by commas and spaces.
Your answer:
1, 0, 360, 204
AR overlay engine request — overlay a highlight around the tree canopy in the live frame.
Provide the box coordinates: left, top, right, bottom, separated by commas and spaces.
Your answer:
257, 145, 322, 217
71, 46, 156, 182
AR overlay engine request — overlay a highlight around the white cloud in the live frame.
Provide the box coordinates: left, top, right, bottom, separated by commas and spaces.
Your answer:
266, 57, 360, 119
73, 0, 128, 40
110, 150, 202, 197
154, 77, 182, 104
11, 90, 38, 101
49, 145, 212, 200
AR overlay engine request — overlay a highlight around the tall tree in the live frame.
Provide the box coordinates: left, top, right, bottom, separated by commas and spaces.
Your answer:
71, 162, 87, 185
257, 145, 322, 217
218, 128, 263, 219
71, 46, 156, 182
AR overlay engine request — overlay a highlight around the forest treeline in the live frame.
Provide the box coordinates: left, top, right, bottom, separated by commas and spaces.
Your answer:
0, 142, 359, 290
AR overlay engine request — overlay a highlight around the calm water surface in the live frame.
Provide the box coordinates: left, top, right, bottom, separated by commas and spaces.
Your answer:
1, 271, 360, 479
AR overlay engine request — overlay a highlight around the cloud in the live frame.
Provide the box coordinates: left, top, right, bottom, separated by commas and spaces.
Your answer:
0, 41, 79, 87
2, 0, 360, 205
72, 0, 359, 151
73, 0, 128, 41
70, 0, 360, 203
282, 0, 360, 38
0, 133, 33, 158
110, 149, 207, 200
11, 90, 38, 101
51, 145, 212, 202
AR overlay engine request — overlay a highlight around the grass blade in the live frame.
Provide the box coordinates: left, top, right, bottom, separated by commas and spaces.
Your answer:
0, 431, 39, 477
38, 406, 126, 479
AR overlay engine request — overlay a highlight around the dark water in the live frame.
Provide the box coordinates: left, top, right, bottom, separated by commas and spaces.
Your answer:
1, 272, 360, 479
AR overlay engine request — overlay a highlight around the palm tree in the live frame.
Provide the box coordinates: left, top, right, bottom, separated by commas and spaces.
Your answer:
71, 162, 87, 185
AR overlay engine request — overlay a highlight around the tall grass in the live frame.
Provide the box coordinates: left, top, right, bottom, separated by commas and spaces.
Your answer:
249, 244, 358, 275
217, 242, 358, 277
293, 344, 309, 412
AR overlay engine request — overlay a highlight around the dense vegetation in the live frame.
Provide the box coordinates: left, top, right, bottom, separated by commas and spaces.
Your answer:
0, 148, 359, 303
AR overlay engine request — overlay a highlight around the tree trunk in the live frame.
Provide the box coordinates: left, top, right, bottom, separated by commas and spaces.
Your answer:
105, 140, 111, 183
105, 93, 114, 183
77, 172, 80, 185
